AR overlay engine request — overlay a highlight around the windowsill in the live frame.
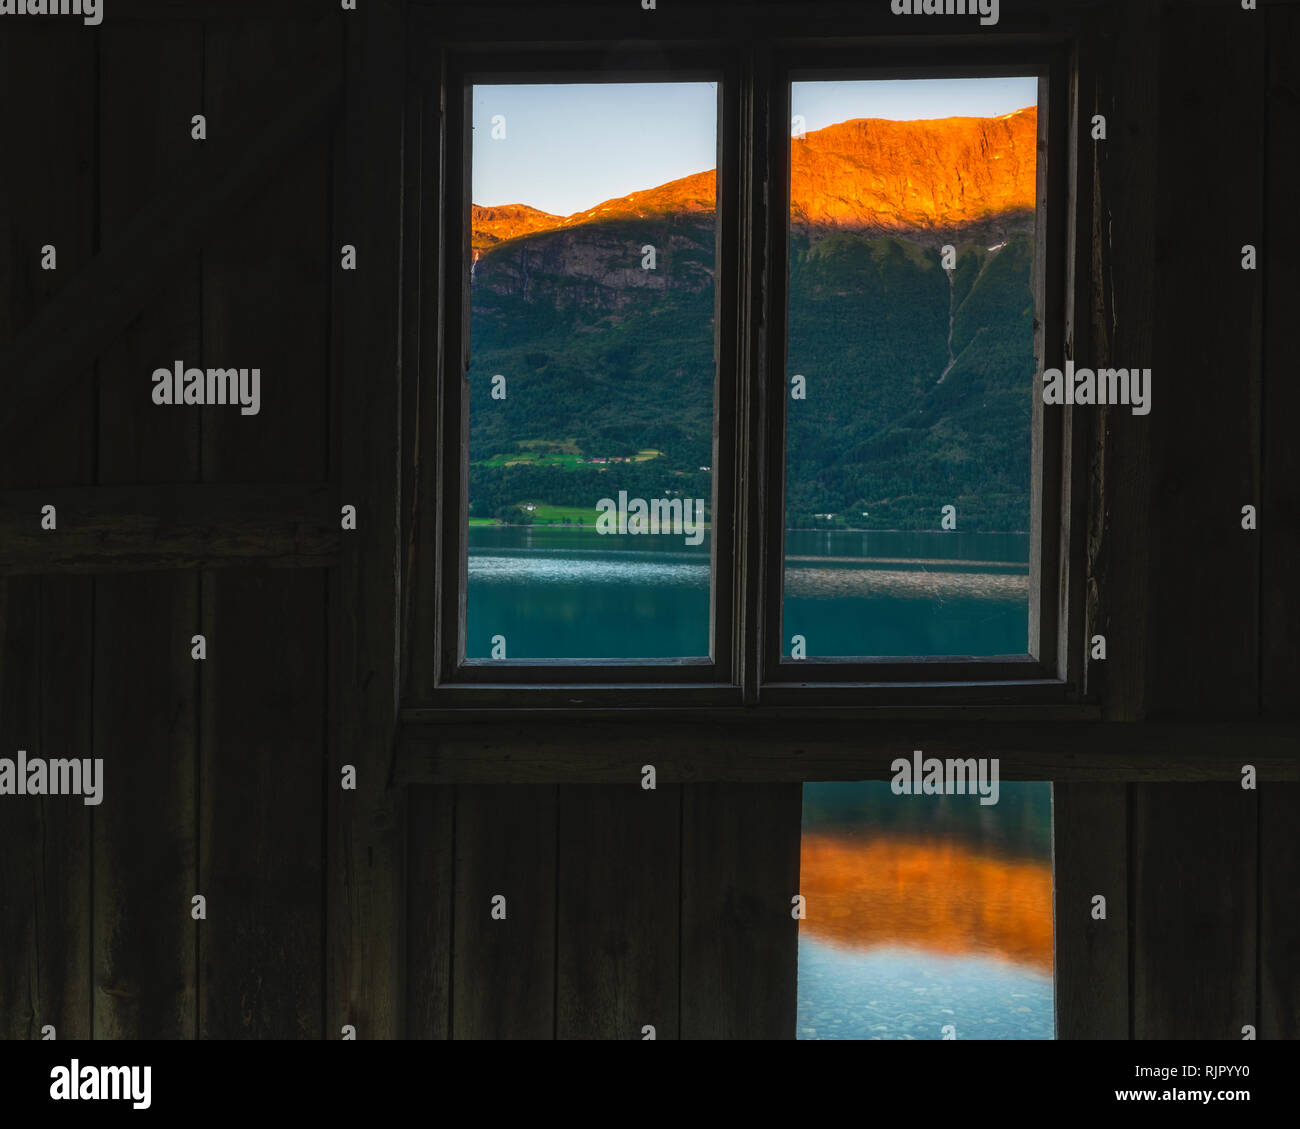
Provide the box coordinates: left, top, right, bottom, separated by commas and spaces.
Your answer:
392, 710, 1300, 786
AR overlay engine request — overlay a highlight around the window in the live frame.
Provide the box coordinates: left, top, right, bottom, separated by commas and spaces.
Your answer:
781, 77, 1038, 663
417, 43, 1081, 709
465, 81, 720, 663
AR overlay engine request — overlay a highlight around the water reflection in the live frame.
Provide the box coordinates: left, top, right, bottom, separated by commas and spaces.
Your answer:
798, 781, 1054, 1040
464, 527, 1031, 660
471, 552, 709, 588
783, 530, 1030, 657
784, 565, 1027, 600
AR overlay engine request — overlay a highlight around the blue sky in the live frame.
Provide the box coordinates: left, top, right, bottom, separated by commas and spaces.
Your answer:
473, 77, 1037, 216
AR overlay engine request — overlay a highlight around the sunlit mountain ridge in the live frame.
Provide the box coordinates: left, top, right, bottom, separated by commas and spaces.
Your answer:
472, 107, 1037, 249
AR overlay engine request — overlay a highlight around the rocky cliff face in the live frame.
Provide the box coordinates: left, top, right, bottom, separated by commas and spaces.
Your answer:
472, 221, 714, 314
472, 203, 563, 249
471, 107, 1037, 253
788, 108, 1037, 239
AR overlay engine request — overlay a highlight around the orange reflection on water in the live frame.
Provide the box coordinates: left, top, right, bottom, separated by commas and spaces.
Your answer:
800, 834, 1053, 971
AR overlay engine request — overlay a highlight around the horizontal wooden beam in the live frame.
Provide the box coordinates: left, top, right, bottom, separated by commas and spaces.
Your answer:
0, 69, 342, 444
0, 484, 339, 574
427, 2, 1094, 42
395, 713, 1300, 784
112, 0, 330, 20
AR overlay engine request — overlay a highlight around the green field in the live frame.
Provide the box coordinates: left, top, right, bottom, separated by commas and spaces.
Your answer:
528, 504, 601, 523
475, 447, 664, 470
469, 500, 712, 530
476, 451, 587, 469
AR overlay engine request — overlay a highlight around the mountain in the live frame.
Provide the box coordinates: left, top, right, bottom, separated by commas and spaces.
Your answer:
468, 109, 1038, 532
472, 109, 1036, 247
472, 203, 563, 250
788, 108, 1036, 240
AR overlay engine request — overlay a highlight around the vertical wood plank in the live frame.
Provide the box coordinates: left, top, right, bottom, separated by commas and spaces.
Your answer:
93, 20, 204, 1041
0, 21, 98, 1041
680, 783, 801, 1039
1258, 7, 1300, 1043
1132, 783, 1256, 1039
1081, 0, 1154, 717
1260, 786, 1300, 1040
405, 784, 453, 1038
1145, 6, 1263, 720
96, 19, 204, 480
197, 571, 326, 1038
1260, 4, 1300, 717
1051, 782, 1127, 1039
0, 582, 41, 1040
0, 24, 97, 1042
328, 0, 407, 1040
451, 785, 555, 1039
200, 18, 334, 484
557, 784, 680, 1040
92, 573, 198, 1039
0, 580, 94, 1041
197, 15, 336, 1040
1089, 0, 1159, 722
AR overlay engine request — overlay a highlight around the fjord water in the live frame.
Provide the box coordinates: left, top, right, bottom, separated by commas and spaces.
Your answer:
465, 525, 1028, 660
798, 781, 1054, 1040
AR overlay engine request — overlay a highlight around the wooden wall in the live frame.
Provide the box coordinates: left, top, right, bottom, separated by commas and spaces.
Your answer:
1, 0, 1296, 1041
1056, 0, 1299, 1041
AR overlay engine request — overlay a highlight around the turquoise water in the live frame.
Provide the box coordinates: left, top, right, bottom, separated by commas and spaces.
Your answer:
464, 526, 1028, 661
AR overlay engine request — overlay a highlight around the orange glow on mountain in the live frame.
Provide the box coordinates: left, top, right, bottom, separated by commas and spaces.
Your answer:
472, 107, 1037, 249
800, 833, 1053, 970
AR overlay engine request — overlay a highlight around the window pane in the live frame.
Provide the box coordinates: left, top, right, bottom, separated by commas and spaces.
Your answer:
467, 82, 718, 661
782, 78, 1038, 660
797, 780, 1054, 1040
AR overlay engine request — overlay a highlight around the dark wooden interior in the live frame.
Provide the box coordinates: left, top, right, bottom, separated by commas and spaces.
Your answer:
1, 0, 1296, 1041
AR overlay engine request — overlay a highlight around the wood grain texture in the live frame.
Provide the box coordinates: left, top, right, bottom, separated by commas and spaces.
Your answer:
1052, 782, 1127, 1038
0, 580, 94, 1041
0, 484, 340, 574
91, 20, 204, 1041
1260, 785, 1300, 1040
556, 784, 681, 1040
0, 23, 97, 1042
195, 15, 338, 1038
451, 785, 556, 1039
0, 60, 342, 445
1257, 5, 1300, 1044
1260, 4, 1300, 718
0, 583, 40, 1040
1145, 6, 1263, 720
680, 783, 801, 1039
1088, 0, 1159, 722
327, 0, 407, 1040
397, 717, 1300, 785
405, 784, 453, 1039
1132, 783, 1257, 1040
198, 570, 326, 1038
92, 573, 198, 1039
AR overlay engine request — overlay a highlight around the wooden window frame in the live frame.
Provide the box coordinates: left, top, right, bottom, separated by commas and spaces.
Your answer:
434, 48, 744, 695
760, 45, 1082, 706
401, 29, 1089, 717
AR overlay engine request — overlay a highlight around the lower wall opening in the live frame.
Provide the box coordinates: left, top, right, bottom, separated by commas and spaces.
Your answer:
796, 779, 1055, 1040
